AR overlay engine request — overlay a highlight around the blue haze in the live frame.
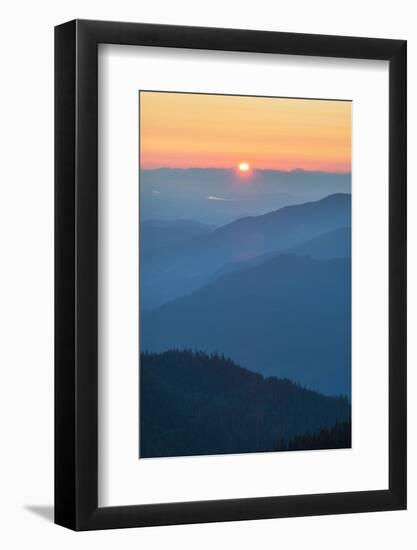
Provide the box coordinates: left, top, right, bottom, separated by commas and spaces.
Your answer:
140, 168, 351, 225
140, 170, 352, 398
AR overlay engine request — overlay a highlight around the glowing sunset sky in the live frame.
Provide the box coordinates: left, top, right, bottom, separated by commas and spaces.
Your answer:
140, 92, 351, 172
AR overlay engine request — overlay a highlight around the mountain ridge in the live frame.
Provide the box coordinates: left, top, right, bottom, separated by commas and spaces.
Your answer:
141, 193, 351, 309
210, 226, 351, 281
140, 168, 351, 225
141, 252, 351, 396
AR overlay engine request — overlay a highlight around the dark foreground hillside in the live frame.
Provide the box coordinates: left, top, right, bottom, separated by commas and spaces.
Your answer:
276, 421, 351, 452
140, 350, 351, 458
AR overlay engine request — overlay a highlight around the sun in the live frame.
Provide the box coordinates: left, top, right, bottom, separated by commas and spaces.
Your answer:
238, 162, 251, 172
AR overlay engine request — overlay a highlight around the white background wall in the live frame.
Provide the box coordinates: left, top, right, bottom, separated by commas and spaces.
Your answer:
0, 1, 415, 548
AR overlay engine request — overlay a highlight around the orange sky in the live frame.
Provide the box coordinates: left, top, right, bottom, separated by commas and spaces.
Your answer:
140, 92, 351, 172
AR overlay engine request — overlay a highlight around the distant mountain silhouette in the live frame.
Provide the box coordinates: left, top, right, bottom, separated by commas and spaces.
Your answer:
210, 226, 351, 281
289, 226, 351, 259
141, 193, 351, 309
141, 253, 351, 396
142, 219, 216, 230
140, 168, 351, 225
140, 350, 351, 458
140, 219, 216, 254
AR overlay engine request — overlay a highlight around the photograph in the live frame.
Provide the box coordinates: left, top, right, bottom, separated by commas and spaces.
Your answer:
0, 1, 410, 543
139, 91, 352, 459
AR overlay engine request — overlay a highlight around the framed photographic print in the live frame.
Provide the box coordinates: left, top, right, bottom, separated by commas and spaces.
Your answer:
55, 20, 407, 530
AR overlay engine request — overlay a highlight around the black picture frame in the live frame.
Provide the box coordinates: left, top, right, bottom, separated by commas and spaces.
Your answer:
55, 19, 407, 531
